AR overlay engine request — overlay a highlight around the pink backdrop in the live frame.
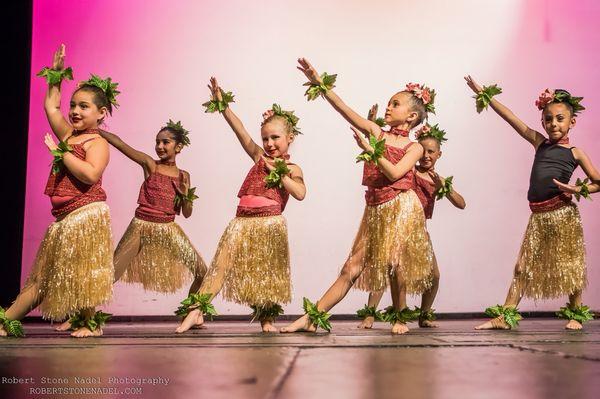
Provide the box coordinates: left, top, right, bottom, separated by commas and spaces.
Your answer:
23, 0, 600, 315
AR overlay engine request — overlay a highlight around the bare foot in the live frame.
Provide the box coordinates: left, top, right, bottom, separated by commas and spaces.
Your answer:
71, 327, 102, 338
565, 320, 583, 330
474, 316, 510, 330
419, 319, 438, 328
175, 309, 204, 333
357, 316, 375, 329
391, 322, 409, 335
280, 314, 317, 333
261, 320, 277, 333
0, 325, 7, 337
55, 320, 72, 331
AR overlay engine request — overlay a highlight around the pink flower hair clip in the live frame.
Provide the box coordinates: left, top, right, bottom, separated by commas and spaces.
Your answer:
535, 89, 555, 110
405, 82, 436, 113
414, 124, 431, 140
262, 109, 275, 121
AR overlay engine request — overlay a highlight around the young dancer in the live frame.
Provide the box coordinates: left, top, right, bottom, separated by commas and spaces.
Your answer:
175, 77, 306, 333
1, 44, 117, 338
281, 58, 435, 334
101, 121, 207, 292
356, 121, 466, 329
55, 120, 208, 332
465, 76, 599, 330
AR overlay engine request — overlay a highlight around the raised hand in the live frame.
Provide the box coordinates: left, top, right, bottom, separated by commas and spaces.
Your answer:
261, 155, 277, 172
52, 44, 65, 71
351, 126, 373, 153
173, 173, 190, 196
428, 170, 445, 190
297, 58, 322, 85
367, 104, 378, 122
464, 75, 483, 94
208, 77, 223, 102
44, 133, 58, 152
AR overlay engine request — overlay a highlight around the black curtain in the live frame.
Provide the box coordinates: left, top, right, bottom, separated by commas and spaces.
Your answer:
1, 2, 32, 306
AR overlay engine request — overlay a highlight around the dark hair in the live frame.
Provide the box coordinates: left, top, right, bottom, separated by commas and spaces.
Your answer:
549, 89, 574, 116
404, 92, 427, 128
74, 84, 113, 116
158, 127, 186, 146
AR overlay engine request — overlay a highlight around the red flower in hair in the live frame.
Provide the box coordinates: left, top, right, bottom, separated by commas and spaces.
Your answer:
406, 83, 432, 105
262, 109, 275, 120
415, 124, 431, 139
535, 89, 555, 110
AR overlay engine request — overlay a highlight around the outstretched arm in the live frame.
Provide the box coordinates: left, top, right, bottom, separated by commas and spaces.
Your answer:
98, 130, 155, 175
44, 134, 109, 184
352, 127, 421, 182
429, 171, 466, 209
465, 75, 545, 149
208, 77, 263, 163
298, 58, 381, 137
44, 44, 72, 141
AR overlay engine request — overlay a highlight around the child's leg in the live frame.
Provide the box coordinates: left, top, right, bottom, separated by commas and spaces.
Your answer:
1, 282, 43, 336
357, 291, 384, 329
419, 258, 440, 328
187, 255, 207, 295
175, 248, 231, 333
475, 262, 527, 330
565, 290, 584, 330
5, 283, 43, 321
389, 270, 409, 335
113, 229, 142, 283
280, 242, 366, 333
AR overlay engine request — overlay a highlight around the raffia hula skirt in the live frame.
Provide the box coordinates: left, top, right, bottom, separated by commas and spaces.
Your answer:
201, 214, 291, 307
22, 201, 113, 320
353, 190, 435, 294
117, 218, 207, 293
512, 202, 586, 299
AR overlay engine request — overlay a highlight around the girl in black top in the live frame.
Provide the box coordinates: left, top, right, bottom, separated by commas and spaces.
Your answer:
465, 76, 599, 330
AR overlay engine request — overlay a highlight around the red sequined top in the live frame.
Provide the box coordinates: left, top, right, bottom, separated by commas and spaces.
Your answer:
44, 137, 107, 218
362, 142, 416, 205
135, 170, 183, 223
236, 157, 290, 217
414, 173, 436, 219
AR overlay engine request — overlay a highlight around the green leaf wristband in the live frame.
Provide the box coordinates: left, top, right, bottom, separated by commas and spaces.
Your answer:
304, 72, 337, 101
475, 84, 502, 113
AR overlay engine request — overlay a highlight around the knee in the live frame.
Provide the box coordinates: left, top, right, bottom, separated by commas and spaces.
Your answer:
513, 266, 523, 279
340, 263, 361, 284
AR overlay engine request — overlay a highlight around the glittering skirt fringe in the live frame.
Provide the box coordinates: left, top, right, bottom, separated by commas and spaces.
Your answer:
353, 190, 434, 294
23, 202, 113, 320
202, 215, 291, 307
513, 204, 586, 299
118, 218, 207, 293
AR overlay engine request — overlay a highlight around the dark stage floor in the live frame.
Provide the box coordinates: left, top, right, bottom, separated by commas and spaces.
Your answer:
1, 319, 599, 399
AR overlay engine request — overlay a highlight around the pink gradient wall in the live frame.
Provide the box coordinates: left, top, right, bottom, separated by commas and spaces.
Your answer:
24, 0, 600, 315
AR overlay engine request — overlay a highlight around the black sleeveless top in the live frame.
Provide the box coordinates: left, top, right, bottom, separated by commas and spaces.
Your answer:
527, 141, 577, 202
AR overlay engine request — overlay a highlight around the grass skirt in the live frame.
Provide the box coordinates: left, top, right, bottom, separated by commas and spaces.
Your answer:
513, 204, 586, 299
23, 202, 113, 320
202, 215, 291, 307
118, 218, 207, 293
353, 190, 434, 294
